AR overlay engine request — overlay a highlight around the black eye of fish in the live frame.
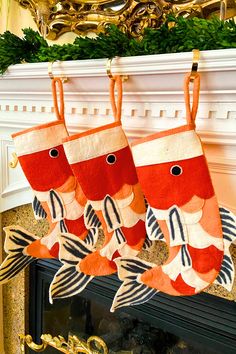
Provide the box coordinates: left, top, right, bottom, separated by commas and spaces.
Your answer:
49, 148, 59, 158
106, 154, 116, 164
170, 165, 182, 176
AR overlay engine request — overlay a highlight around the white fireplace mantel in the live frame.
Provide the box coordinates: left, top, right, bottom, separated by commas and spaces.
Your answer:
0, 49, 236, 214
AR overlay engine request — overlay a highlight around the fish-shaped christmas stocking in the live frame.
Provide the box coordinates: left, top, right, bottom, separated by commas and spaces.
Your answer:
0, 78, 98, 286
111, 73, 236, 312
49, 75, 147, 302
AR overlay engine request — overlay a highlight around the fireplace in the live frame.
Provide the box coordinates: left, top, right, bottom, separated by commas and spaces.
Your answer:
28, 259, 236, 354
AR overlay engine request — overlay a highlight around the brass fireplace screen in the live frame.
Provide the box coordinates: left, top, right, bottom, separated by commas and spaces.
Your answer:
16, 0, 236, 40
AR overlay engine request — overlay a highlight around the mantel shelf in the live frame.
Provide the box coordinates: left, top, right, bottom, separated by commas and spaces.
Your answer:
2, 48, 236, 79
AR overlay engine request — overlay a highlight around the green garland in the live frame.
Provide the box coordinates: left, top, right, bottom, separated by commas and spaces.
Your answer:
0, 15, 236, 74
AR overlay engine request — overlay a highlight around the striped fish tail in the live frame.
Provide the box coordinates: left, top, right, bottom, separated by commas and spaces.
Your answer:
219, 206, 236, 246
110, 257, 158, 312
49, 231, 96, 302
214, 207, 236, 291
0, 226, 38, 284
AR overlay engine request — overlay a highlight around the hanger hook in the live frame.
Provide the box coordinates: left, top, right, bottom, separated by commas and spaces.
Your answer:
190, 49, 200, 82
106, 58, 115, 80
106, 57, 128, 82
48, 61, 68, 83
48, 61, 54, 80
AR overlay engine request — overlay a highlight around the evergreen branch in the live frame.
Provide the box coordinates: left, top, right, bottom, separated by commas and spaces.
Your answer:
0, 16, 235, 74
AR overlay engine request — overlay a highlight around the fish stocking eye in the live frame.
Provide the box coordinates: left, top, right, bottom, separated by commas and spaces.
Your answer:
170, 165, 182, 176
106, 154, 116, 164
49, 148, 59, 158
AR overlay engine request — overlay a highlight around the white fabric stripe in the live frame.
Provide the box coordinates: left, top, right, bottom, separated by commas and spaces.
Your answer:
132, 130, 203, 166
13, 123, 68, 156
64, 125, 128, 164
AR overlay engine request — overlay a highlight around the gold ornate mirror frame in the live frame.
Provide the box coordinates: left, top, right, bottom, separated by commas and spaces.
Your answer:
16, 0, 236, 39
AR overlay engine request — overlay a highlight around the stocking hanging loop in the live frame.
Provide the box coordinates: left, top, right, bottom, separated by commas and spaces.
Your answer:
109, 75, 123, 122
51, 77, 65, 122
184, 49, 200, 126
184, 72, 200, 126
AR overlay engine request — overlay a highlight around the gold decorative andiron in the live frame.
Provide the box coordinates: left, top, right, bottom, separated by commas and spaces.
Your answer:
19, 333, 109, 353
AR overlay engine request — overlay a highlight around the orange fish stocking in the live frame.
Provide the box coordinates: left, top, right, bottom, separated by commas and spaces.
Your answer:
49, 76, 147, 302
0, 78, 98, 286
111, 73, 236, 312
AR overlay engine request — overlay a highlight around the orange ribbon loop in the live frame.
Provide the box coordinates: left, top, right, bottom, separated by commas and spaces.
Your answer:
109, 75, 123, 122
51, 77, 65, 122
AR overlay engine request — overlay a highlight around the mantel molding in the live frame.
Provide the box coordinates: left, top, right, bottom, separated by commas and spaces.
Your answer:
0, 49, 236, 213
2, 48, 236, 79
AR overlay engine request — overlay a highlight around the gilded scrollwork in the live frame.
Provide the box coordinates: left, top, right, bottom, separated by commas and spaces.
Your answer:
19, 333, 109, 353
16, 0, 236, 39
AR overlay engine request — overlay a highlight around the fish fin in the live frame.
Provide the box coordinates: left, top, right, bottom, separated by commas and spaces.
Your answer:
142, 236, 154, 251
84, 203, 101, 229
219, 206, 236, 245
103, 195, 122, 232
59, 220, 68, 233
213, 207, 236, 292
32, 195, 47, 220
146, 205, 165, 241
180, 244, 192, 269
49, 190, 65, 222
0, 226, 38, 284
162, 245, 192, 281
214, 253, 235, 292
168, 207, 188, 246
84, 228, 99, 248
49, 264, 93, 303
49, 232, 94, 302
110, 257, 158, 312
100, 228, 126, 260
59, 232, 93, 263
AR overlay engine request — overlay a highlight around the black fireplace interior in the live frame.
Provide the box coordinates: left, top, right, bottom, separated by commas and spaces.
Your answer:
29, 259, 236, 354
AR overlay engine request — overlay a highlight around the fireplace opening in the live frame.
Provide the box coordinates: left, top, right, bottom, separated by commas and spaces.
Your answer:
29, 259, 236, 354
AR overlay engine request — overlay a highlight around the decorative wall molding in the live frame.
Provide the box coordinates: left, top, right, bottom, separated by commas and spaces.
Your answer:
0, 49, 236, 212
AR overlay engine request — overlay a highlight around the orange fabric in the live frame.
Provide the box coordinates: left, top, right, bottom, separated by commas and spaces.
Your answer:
136, 155, 215, 210
188, 245, 223, 273
113, 184, 132, 200
180, 195, 205, 213
71, 146, 138, 201
184, 73, 200, 125
75, 183, 87, 207
141, 267, 182, 296
196, 268, 219, 283
121, 220, 146, 248
171, 274, 196, 295
200, 196, 223, 237
51, 77, 65, 122
64, 218, 88, 239
26, 239, 55, 259
129, 184, 146, 214
109, 75, 123, 122
56, 175, 76, 193
49, 242, 60, 258
18, 145, 74, 191
79, 250, 117, 276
